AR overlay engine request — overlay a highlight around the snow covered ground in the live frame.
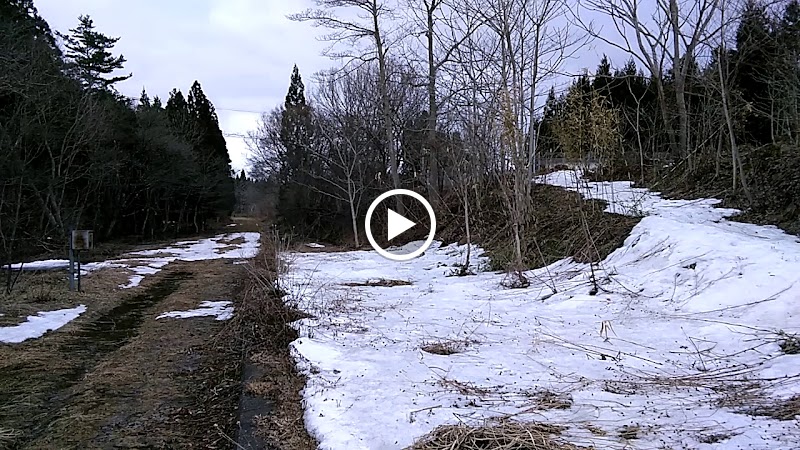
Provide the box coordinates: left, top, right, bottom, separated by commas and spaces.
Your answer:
1, 232, 260, 344
284, 171, 800, 449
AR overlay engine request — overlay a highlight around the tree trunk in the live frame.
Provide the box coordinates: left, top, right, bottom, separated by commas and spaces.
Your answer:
348, 179, 360, 248
425, 3, 440, 206
717, 41, 753, 205
373, 7, 403, 214
463, 187, 471, 268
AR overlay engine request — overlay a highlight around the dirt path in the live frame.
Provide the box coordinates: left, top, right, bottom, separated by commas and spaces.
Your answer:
0, 239, 251, 449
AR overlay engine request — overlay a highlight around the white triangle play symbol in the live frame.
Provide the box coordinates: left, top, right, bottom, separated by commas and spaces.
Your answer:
387, 208, 416, 241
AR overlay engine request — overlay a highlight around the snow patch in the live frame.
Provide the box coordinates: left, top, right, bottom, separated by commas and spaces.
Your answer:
282, 172, 800, 449
306, 242, 326, 248
10, 232, 261, 290
156, 301, 233, 321
0, 305, 87, 344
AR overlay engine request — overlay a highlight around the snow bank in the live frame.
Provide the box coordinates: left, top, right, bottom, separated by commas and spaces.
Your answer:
156, 301, 233, 321
283, 172, 800, 449
0, 305, 87, 344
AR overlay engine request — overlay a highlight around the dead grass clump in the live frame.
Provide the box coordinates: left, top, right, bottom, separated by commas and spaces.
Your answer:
342, 278, 412, 287
777, 331, 800, 355
217, 236, 246, 246
214, 245, 240, 254
406, 421, 584, 450
618, 424, 640, 440
742, 395, 800, 421
422, 339, 469, 355
436, 378, 494, 396
501, 271, 530, 289
446, 264, 476, 277
529, 390, 573, 410
698, 432, 733, 444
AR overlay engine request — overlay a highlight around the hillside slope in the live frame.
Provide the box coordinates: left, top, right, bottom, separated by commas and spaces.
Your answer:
283, 170, 800, 449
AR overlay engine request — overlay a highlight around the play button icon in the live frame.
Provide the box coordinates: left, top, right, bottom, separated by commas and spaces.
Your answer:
365, 189, 437, 261
387, 208, 416, 240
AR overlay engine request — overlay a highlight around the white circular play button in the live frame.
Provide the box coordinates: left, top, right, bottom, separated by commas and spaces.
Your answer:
365, 189, 437, 261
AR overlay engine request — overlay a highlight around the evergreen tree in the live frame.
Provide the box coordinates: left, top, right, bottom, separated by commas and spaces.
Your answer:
62, 15, 132, 91
188, 81, 229, 164
186, 81, 235, 219
734, 0, 775, 144
137, 87, 151, 111
165, 89, 192, 135
0, 0, 58, 52
277, 65, 316, 226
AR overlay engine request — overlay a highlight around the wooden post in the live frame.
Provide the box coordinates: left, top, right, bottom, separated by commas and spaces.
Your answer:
68, 228, 75, 292
77, 250, 82, 292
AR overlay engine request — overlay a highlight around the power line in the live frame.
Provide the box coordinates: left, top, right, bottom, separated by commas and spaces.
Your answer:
120, 94, 266, 114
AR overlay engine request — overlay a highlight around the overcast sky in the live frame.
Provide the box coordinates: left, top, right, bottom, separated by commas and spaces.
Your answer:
35, 0, 332, 173
34, 0, 628, 174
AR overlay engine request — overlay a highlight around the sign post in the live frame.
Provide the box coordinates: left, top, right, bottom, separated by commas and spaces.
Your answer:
69, 230, 93, 292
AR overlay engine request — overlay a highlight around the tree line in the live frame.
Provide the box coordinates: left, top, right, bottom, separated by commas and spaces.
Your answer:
250, 0, 800, 270
1, 0, 236, 276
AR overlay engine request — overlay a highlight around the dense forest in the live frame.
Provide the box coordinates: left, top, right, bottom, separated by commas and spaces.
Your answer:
0, 1, 236, 269
250, 0, 800, 268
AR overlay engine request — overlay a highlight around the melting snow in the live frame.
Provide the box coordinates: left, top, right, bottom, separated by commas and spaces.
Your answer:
306, 242, 326, 248
284, 170, 800, 449
8, 232, 261, 290
156, 301, 233, 321
0, 305, 87, 344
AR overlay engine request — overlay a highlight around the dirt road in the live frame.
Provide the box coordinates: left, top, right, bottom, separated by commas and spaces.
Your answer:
0, 226, 256, 449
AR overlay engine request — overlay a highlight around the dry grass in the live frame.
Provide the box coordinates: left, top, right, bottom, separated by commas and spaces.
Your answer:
421, 338, 477, 356
527, 390, 573, 410
0, 257, 246, 448
232, 233, 317, 450
0, 427, 21, 447
342, 278, 413, 287
217, 236, 246, 246
778, 332, 800, 355
741, 394, 800, 421
618, 424, 640, 440
406, 421, 586, 450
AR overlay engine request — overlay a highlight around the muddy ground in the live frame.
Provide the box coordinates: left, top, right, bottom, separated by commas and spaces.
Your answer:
0, 220, 262, 449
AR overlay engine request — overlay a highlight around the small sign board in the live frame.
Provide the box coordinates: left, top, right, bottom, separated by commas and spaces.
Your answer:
71, 230, 94, 250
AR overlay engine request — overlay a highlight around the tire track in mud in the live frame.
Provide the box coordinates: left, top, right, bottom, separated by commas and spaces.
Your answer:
0, 271, 190, 448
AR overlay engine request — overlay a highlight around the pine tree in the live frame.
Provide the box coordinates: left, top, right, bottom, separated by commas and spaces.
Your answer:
0, 0, 58, 52
137, 87, 151, 111
62, 15, 132, 91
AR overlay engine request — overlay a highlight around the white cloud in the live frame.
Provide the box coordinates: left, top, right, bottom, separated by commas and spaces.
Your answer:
35, 0, 331, 172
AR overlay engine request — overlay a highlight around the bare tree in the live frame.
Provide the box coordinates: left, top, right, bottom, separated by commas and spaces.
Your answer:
290, 0, 405, 213
579, 0, 721, 169
474, 0, 583, 273
400, 0, 485, 205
